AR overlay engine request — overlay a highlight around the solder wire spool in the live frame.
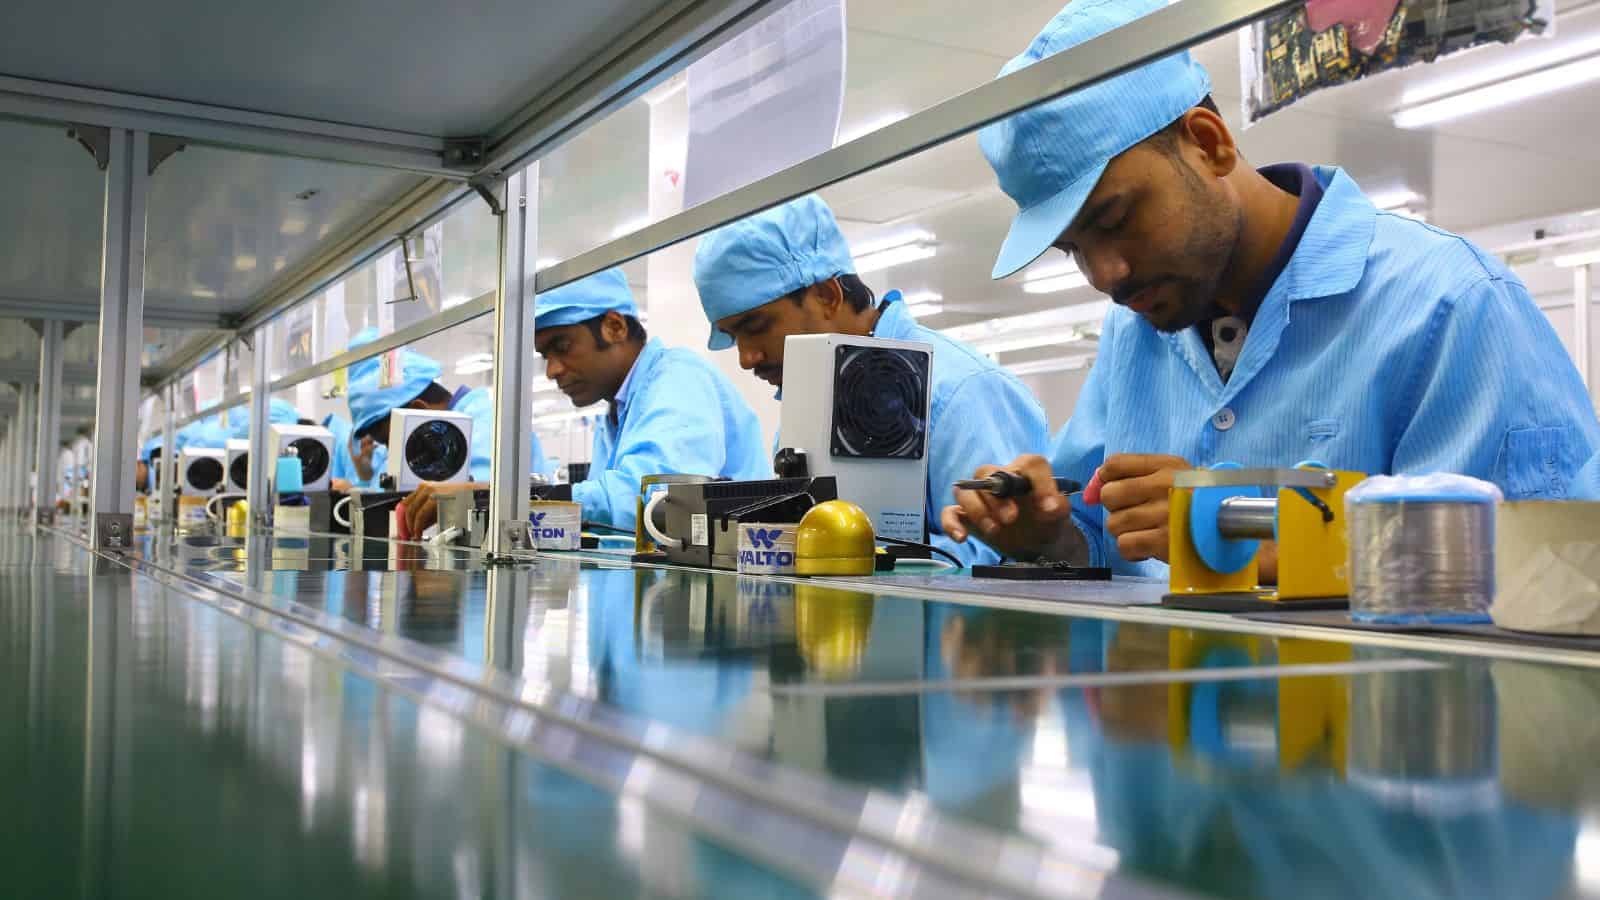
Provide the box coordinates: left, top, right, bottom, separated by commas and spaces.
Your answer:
1346, 474, 1502, 624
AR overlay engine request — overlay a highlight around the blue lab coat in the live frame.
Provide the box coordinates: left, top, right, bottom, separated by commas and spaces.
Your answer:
1053, 167, 1600, 575
448, 385, 550, 483
574, 338, 769, 529
871, 293, 1051, 566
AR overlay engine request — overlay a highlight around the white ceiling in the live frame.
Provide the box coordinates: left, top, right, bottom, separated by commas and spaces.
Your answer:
3, 0, 1599, 386
0, 0, 684, 137
521, 0, 1600, 348
0, 0, 753, 375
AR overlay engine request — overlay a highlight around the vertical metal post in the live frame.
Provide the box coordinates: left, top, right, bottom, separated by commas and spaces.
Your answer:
1577, 265, 1594, 398
16, 384, 35, 519
89, 129, 150, 551
484, 163, 540, 558
35, 320, 63, 525
246, 331, 272, 530
1, 420, 13, 515
159, 384, 178, 525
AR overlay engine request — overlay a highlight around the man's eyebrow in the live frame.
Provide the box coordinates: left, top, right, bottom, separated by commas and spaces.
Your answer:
726, 311, 761, 333
1073, 193, 1122, 231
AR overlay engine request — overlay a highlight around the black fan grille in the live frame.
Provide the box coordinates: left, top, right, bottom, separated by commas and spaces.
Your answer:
228, 452, 249, 490
404, 420, 470, 482
830, 346, 929, 459
290, 438, 331, 485
187, 457, 224, 492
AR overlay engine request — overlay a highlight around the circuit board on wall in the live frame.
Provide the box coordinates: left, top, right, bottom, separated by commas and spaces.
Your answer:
1242, 0, 1550, 122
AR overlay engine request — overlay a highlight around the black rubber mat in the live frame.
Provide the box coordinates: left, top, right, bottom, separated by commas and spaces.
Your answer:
1162, 592, 1349, 613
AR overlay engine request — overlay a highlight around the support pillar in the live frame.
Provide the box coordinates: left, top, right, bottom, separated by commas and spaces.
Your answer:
16, 384, 35, 519
484, 164, 540, 558
89, 129, 150, 550
246, 333, 271, 530
158, 384, 178, 525
35, 320, 63, 525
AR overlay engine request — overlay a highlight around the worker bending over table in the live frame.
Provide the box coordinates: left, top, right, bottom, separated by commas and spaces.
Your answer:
533, 268, 769, 530
943, 0, 1600, 578
693, 195, 1050, 566
348, 341, 551, 536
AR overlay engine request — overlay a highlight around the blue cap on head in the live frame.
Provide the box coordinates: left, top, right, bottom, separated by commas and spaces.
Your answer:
346, 327, 443, 437
223, 399, 301, 439
179, 417, 228, 450
978, 0, 1211, 279
534, 268, 639, 330
139, 435, 163, 463
692, 195, 856, 351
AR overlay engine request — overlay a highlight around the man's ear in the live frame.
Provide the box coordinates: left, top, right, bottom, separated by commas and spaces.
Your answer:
812, 278, 847, 322
601, 310, 630, 344
1181, 106, 1238, 179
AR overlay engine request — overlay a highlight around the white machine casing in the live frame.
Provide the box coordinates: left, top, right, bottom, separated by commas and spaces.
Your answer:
385, 408, 474, 492
777, 333, 933, 544
225, 439, 250, 493
266, 423, 335, 494
179, 447, 227, 495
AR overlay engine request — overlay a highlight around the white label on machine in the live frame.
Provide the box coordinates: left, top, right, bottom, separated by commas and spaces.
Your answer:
178, 497, 208, 526
737, 523, 798, 575
529, 502, 581, 551
876, 508, 923, 543
691, 513, 709, 547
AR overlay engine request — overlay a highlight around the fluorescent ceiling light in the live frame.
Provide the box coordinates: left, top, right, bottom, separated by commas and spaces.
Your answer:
1022, 271, 1091, 294
609, 217, 651, 240
537, 257, 560, 270
942, 300, 1110, 344
442, 294, 470, 310
1004, 355, 1097, 377
900, 290, 943, 306
455, 360, 494, 375
855, 241, 936, 273
836, 110, 909, 145
1020, 259, 1092, 294
1554, 247, 1600, 268
973, 329, 1099, 356
1393, 46, 1600, 129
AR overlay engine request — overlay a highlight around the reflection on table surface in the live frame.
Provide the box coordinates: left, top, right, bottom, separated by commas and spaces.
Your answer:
16, 526, 1600, 899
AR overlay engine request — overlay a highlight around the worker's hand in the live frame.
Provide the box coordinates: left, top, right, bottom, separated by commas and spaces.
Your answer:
351, 435, 377, 481
330, 477, 352, 493
1098, 454, 1191, 563
940, 454, 1075, 560
402, 481, 481, 538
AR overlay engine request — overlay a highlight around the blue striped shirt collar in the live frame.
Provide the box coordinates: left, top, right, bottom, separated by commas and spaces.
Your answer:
1278, 166, 1377, 303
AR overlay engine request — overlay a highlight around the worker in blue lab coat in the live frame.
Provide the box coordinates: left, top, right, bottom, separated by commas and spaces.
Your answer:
534, 268, 769, 530
223, 398, 303, 439
693, 195, 1050, 567
321, 411, 377, 492
346, 332, 551, 535
943, 0, 1600, 579
136, 414, 232, 492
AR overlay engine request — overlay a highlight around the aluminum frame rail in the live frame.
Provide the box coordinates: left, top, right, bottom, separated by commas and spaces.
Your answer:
88, 129, 149, 551
33, 320, 63, 525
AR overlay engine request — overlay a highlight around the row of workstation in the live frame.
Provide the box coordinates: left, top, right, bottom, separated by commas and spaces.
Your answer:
32, 516, 1600, 900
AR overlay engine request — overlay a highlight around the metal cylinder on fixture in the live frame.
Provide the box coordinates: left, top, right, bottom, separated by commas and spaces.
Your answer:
1216, 496, 1277, 540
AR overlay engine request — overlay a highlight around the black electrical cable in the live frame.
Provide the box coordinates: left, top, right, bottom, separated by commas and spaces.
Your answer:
582, 520, 635, 536
876, 535, 962, 568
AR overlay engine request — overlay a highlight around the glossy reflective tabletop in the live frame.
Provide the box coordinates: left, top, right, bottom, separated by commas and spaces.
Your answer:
10, 524, 1600, 899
